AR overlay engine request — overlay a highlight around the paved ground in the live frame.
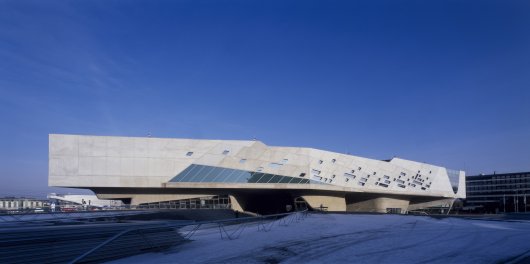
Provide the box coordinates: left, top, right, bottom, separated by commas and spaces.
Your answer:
109, 213, 530, 264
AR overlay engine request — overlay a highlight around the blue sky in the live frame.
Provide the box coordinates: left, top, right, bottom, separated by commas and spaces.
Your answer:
1, 0, 529, 197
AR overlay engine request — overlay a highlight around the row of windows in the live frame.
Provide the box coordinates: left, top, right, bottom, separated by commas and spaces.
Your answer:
467, 174, 530, 183
467, 183, 530, 190
467, 190, 530, 196
467, 179, 530, 185
0, 201, 43, 208
138, 195, 231, 210
170, 164, 313, 184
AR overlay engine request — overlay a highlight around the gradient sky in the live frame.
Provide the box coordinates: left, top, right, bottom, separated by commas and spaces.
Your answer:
1, 0, 529, 197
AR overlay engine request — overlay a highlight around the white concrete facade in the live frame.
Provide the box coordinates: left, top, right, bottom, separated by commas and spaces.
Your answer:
49, 134, 465, 213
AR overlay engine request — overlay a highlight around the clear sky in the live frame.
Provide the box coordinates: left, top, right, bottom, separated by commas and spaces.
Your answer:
1, 0, 529, 197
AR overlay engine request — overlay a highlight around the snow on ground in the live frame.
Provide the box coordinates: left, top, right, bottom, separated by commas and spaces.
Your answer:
109, 213, 530, 264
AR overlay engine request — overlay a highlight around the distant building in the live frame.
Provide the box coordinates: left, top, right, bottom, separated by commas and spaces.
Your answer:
0, 197, 47, 211
49, 134, 465, 214
465, 172, 530, 213
47, 193, 123, 209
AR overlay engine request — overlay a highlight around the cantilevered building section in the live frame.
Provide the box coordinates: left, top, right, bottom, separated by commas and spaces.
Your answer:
49, 134, 465, 214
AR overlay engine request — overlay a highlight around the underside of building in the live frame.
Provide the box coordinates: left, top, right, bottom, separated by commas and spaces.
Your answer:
49, 134, 466, 214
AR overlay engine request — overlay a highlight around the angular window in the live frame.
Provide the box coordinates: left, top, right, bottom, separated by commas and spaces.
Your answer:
222, 150, 230, 155
256, 166, 263, 172
332, 174, 336, 179
318, 160, 324, 164
186, 151, 194, 156
281, 159, 288, 164
311, 169, 321, 175
359, 177, 368, 183
344, 172, 356, 179
248, 173, 264, 183
268, 175, 283, 183
239, 159, 247, 164
299, 179, 310, 184
279, 176, 292, 183
257, 174, 274, 183
331, 159, 336, 163
269, 162, 282, 168
299, 173, 306, 177
290, 177, 303, 184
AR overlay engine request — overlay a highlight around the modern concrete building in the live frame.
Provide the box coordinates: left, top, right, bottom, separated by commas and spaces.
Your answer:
49, 134, 465, 214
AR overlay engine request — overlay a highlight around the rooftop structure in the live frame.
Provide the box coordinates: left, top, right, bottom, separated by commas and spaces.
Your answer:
49, 134, 465, 214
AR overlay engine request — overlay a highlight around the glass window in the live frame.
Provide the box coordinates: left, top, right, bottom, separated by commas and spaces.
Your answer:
269, 162, 282, 168
289, 177, 303, 184
170, 165, 195, 182
219, 169, 238, 183
222, 150, 230, 155
268, 175, 283, 183
344, 172, 355, 178
299, 173, 306, 177
239, 171, 253, 182
279, 176, 292, 183
187, 165, 208, 182
239, 159, 247, 164
228, 170, 247, 183
207, 167, 226, 182
178, 165, 201, 182
210, 168, 231, 182
281, 159, 288, 164
224, 169, 243, 183
199, 166, 220, 182
248, 173, 265, 183
257, 174, 274, 183
300, 179, 310, 184
193, 166, 215, 182
186, 151, 194, 156
319, 160, 323, 164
